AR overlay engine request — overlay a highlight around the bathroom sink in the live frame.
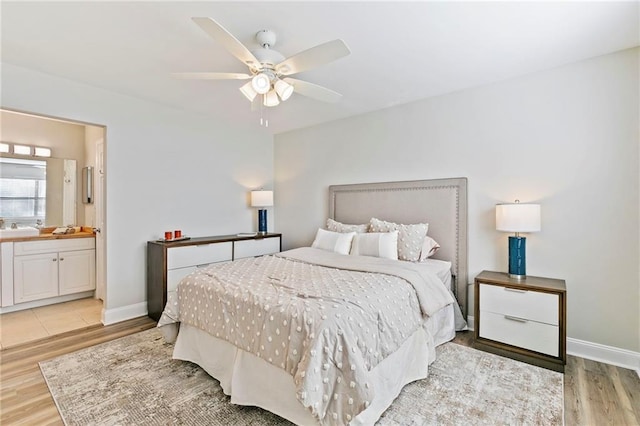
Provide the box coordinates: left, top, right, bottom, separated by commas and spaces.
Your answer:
0, 227, 40, 238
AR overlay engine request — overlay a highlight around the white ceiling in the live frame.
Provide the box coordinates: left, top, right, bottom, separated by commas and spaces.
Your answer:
2, 1, 638, 135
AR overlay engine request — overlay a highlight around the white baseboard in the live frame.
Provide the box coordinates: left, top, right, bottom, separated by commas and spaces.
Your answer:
103, 302, 148, 325
467, 315, 639, 376
466, 315, 475, 331
567, 337, 640, 376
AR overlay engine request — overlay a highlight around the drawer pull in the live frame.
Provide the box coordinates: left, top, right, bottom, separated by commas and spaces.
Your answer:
504, 315, 528, 323
504, 288, 527, 294
196, 263, 210, 268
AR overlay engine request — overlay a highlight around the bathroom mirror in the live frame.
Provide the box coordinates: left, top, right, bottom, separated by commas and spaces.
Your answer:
0, 156, 77, 226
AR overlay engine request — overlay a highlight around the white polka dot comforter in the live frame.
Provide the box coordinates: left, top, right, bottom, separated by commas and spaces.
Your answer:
159, 247, 454, 425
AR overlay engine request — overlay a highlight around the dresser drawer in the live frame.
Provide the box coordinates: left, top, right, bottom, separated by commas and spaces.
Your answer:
234, 237, 280, 259
167, 242, 232, 270
479, 283, 559, 325
167, 266, 196, 292
479, 311, 559, 356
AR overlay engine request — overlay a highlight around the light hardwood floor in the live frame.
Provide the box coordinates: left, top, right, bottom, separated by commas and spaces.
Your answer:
1, 321, 638, 425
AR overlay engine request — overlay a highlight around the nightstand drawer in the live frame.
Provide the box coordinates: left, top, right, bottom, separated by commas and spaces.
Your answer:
167, 242, 232, 270
479, 311, 559, 356
479, 283, 559, 325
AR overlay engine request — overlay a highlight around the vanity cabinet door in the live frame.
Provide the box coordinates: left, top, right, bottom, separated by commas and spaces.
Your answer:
59, 249, 96, 295
14, 253, 59, 303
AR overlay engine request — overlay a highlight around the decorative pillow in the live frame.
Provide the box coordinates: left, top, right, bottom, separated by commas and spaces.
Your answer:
327, 218, 369, 233
369, 218, 428, 262
419, 236, 441, 261
311, 228, 355, 255
350, 231, 399, 260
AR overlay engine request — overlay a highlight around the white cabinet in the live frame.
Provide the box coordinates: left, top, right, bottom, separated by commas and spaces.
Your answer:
59, 249, 96, 295
13, 253, 59, 303
12, 238, 95, 304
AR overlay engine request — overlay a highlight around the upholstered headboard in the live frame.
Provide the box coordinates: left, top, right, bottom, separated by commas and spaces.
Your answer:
328, 177, 468, 317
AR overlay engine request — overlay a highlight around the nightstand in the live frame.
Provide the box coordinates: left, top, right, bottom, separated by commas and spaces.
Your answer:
474, 270, 566, 372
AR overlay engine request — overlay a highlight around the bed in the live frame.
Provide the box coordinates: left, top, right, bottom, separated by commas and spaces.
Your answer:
158, 177, 468, 425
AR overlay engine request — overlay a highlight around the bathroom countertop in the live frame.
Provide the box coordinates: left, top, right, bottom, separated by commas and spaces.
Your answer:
0, 227, 96, 243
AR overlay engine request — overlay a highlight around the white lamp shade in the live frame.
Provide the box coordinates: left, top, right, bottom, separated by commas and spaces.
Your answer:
263, 90, 280, 107
251, 73, 271, 94
496, 203, 541, 232
251, 190, 273, 207
274, 79, 293, 101
239, 81, 257, 101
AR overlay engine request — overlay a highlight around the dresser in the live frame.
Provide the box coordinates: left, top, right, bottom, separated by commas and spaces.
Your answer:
147, 233, 281, 321
474, 270, 566, 372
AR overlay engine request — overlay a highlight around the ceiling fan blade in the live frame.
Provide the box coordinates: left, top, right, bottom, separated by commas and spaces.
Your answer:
192, 17, 261, 70
172, 72, 251, 80
276, 39, 350, 76
284, 78, 343, 103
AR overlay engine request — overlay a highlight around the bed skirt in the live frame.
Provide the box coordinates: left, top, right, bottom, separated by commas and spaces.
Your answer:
164, 304, 455, 425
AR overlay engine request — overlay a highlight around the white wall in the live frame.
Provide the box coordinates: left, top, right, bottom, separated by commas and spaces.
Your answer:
2, 63, 273, 320
274, 48, 639, 353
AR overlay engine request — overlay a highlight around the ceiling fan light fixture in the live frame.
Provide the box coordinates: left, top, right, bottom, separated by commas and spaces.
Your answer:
264, 90, 280, 107
274, 79, 294, 101
239, 81, 258, 101
252, 73, 271, 94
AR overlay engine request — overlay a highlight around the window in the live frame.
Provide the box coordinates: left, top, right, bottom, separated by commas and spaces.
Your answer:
0, 157, 46, 224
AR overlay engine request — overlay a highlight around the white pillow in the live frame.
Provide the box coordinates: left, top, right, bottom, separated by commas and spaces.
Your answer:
369, 218, 428, 262
419, 236, 441, 261
327, 218, 369, 233
311, 228, 355, 255
351, 231, 399, 260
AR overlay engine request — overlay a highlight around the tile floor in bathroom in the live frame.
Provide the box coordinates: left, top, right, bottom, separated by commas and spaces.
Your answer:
0, 297, 102, 349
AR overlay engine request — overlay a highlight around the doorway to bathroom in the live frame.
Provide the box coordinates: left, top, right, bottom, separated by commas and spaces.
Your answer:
0, 108, 108, 346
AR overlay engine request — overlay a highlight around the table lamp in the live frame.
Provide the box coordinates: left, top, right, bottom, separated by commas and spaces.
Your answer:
496, 200, 541, 279
251, 190, 273, 234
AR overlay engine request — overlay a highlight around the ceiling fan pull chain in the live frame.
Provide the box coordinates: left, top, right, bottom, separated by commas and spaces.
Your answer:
263, 100, 269, 127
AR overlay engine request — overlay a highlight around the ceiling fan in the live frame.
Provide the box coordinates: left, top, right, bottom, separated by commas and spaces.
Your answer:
174, 17, 351, 108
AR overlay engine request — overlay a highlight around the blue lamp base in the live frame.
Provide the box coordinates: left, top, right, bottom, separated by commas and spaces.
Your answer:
508, 236, 527, 279
258, 209, 267, 234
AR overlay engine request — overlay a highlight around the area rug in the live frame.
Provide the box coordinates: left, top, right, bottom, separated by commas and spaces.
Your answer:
40, 328, 563, 425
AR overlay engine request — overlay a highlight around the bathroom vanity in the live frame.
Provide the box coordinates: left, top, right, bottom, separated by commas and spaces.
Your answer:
0, 228, 96, 313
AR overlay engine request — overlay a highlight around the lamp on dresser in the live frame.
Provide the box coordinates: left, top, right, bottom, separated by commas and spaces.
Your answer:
251, 190, 273, 234
496, 200, 541, 279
